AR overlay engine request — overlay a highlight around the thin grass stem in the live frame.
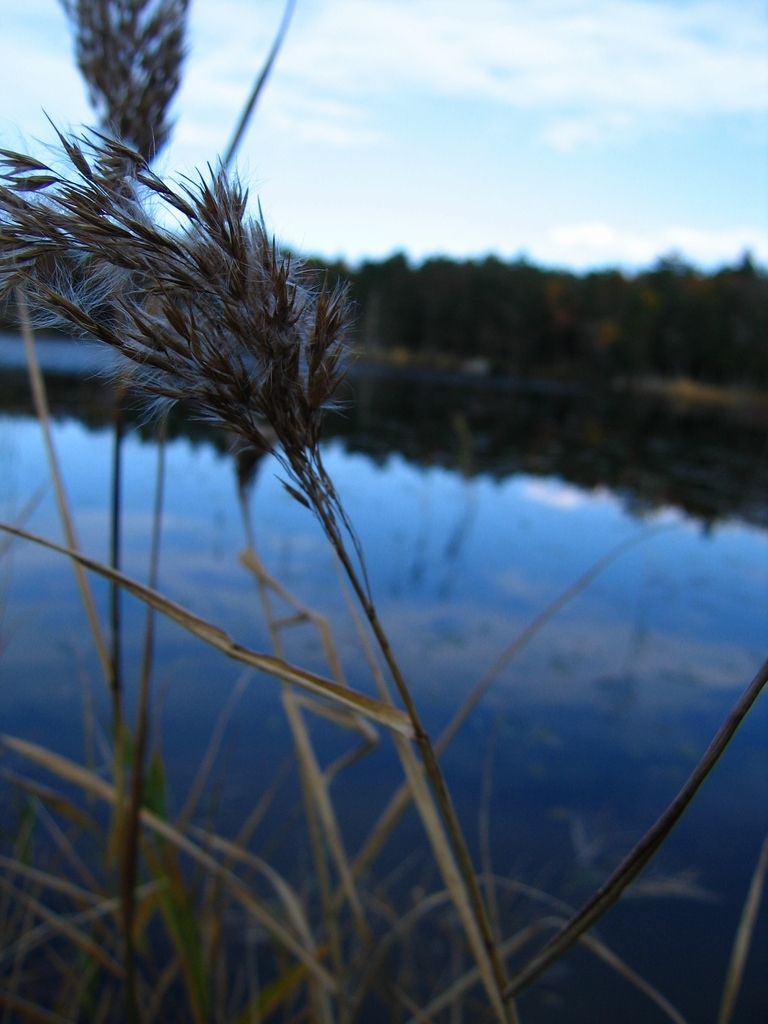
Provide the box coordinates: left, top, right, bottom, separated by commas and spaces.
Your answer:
0, 521, 413, 736
351, 526, 663, 881
479, 722, 501, 946
0, 734, 337, 992
717, 831, 768, 1024
324, 527, 515, 1023
223, 0, 297, 168
121, 417, 166, 1023
234, 754, 294, 852
407, 915, 690, 1024
109, 408, 124, 722
15, 290, 113, 695
0, 989, 77, 1024
503, 655, 768, 999
0, 876, 125, 977
333, 564, 515, 1021
239, 497, 371, 984
176, 672, 249, 832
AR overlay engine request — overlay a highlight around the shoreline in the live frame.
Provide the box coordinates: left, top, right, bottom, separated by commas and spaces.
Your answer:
351, 345, 768, 416
3, 333, 768, 421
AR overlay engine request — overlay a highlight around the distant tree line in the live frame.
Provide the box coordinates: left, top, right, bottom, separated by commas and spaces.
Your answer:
316, 253, 768, 388
3, 252, 767, 388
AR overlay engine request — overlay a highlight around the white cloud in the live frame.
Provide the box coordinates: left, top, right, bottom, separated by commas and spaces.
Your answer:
8, 0, 763, 157
273, 0, 767, 107
1, 1, 765, 266
247, 0, 768, 149
542, 112, 635, 151
541, 221, 768, 267
520, 477, 614, 510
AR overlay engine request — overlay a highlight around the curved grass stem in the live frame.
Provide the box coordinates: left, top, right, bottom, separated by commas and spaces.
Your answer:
322, 524, 516, 1024
503, 655, 768, 999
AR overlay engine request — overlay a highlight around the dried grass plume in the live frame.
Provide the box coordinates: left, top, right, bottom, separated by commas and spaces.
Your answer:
0, 132, 353, 536
60, 0, 189, 162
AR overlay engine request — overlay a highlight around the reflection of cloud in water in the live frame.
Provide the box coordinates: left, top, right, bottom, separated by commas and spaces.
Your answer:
520, 477, 613, 511
374, 599, 762, 710
494, 567, 560, 603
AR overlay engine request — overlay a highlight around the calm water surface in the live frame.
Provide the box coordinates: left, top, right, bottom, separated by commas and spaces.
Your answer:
0, 338, 766, 1022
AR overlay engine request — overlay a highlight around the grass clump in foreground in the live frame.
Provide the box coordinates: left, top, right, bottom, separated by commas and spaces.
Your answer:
0, 3, 766, 1022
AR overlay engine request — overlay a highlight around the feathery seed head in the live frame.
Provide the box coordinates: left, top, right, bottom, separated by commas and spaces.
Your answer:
60, 0, 189, 162
0, 132, 352, 491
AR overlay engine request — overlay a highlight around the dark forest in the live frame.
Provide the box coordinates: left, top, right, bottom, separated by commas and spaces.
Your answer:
316, 252, 768, 387
4, 253, 767, 388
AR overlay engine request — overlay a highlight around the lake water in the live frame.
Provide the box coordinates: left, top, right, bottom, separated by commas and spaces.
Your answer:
0, 336, 766, 1022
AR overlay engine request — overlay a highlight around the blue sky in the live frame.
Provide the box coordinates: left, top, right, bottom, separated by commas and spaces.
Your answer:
2, 0, 767, 270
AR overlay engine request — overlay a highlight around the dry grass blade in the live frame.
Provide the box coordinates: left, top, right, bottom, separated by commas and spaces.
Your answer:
322, 733, 378, 785
0, 990, 76, 1024
292, 737, 346, 1020
0, 875, 125, 977
241, 536, 374, 943
0, 522, 413, 736
405, 920, 552, 1024
477, 874, 575, 917
352, 527, 663, 881
0, 768, 100, 834
336, 562, 513, 1022
234, 753, 294, 851
353, 890, 453, 1014
223, 0, 297, 168
240, 546, 353, 694
0, 484, 46, 563
438, 526, 664, 757
189, 827, 314, 950
282, 687, 370, 944
239, 514, 347, 1016
330, 530, 512, 1017
144, 953, 181, 1022
0, 734, 337, 992
717, 831, 768, 1024
290, 693, 378, 745
33, 799, 101, 894
60, 0, 189, 162
176, 671, 250, 830
407, 916, 689, 1024
336, 517, 657, 1007
241, 542, 378, 791
120, 414, 166, 1022
0, 856, 100, 908
503, 655, 768, 999
16, 291, 113, 691
579, 932, 690, 1024
395, 984, 435, 1024
479, 725, 501, 944
392, 732, 511, 1024
0, 882, 162, 969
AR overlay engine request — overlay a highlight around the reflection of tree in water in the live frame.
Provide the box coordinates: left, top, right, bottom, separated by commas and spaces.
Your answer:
3, 364, 768, 527
437, 414, 480, 600
589, 547, 660, 720
327, 369, 768, 529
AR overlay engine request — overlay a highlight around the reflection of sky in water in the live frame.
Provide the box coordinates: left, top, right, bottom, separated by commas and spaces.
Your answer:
1, 415, 766, 713
0, 334, 124, 373
1, 413, 767, 1018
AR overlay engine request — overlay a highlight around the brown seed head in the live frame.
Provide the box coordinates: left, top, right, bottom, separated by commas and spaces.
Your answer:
60, 0, 189, 162
0, 132, 353, 504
